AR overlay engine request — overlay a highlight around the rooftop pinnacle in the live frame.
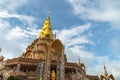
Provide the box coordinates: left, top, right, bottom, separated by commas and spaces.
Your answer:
104, 65, 108, 75
40, 12, 53, 38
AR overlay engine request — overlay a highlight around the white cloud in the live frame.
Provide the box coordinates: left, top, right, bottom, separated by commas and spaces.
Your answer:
57, 23, 92, 46
0, 0, 28, 12
68, 37, 90, 46
0, 0, 39, 60
0, 20, 10, 29
0, 10, 37, 28
0, 22, 40, 59
0, 27, 40, 59
7, 26, 40, 40
109, 39, 120, 55
55, 23, 94, 59
0, 0, 37, 28
7, 26, 28, 39
67, 0, 120, 29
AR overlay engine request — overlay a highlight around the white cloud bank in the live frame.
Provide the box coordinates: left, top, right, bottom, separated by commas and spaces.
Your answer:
0, 0, 28, 12
7, 26, 40, 40
0, 0, 37, 28
0, 0, 39, 59
67, 0, 120, 29
56, 23, 94, 59
0, 10, 37, 28
0, 21, 40, 59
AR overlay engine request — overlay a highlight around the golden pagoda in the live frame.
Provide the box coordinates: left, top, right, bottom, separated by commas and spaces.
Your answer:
0, 13, 115, 80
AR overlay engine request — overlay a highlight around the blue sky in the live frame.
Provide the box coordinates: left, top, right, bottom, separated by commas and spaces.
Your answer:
0, 0, 120, 79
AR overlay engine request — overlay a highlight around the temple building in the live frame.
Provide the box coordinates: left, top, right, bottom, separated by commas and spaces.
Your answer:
0, 13, 115, 80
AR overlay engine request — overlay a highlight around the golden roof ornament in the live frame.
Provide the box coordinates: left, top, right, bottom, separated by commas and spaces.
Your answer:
100, 65, 115, 80
104, 65, 108, 76
78, 58, 86, 71
40, 11, 53, 38
78, 58, 81, 65
0, 46, 4, 61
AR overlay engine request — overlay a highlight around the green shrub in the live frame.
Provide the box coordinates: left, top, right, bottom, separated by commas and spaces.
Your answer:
7, 76, 14, 80
7, 76, 19, 80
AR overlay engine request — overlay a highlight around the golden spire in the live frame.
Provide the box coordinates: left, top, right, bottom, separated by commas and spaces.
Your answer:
40, 11, 53, 38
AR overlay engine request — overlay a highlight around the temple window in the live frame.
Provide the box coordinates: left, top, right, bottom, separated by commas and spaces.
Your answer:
20, 68, 26, 72
28, 68, 35, 72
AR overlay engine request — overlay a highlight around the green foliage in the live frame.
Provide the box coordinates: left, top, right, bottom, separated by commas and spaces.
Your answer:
7, 76, 19, 80
14, 78, 19, 80
7, 76, 14, 80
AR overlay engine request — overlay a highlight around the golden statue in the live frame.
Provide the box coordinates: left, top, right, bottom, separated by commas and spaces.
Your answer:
39, 77, 43, 80
100, 65, 115, 80
40, 12, 53, 38
52, 70, 56, 80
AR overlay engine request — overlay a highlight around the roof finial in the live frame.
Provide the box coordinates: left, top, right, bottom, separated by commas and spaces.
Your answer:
104, 65, 108, 75
0, 45, 2, 52
78, 57, 81, 64
47, 11, 50, 20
